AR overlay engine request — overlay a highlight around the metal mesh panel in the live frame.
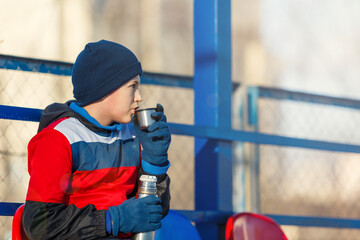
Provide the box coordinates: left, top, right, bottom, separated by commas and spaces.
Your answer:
0, 69, 73, 239
0, 70, 73, 108
258, 98, 360, 144
140, 84, 195, 211
0, 68, 194, 238
256, 98, 360, 239
260, 145, 360, 217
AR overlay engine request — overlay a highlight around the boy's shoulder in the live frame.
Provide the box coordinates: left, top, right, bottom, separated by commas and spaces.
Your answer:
51, 117, 137, 145
38, 102, 76, 132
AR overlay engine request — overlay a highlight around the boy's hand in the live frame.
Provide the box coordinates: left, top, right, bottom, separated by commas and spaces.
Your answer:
108, 196, 162, 235
134, 104, 171, 166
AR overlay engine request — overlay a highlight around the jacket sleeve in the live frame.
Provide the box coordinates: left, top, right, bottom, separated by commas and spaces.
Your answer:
138, 167, 171, 218
23, 201, 107, 240
23, 128, 107, 240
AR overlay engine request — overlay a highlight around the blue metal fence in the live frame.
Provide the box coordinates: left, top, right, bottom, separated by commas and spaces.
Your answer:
194, 1, 232, 238
1, 2, 360, 239
1, 54, 360, 235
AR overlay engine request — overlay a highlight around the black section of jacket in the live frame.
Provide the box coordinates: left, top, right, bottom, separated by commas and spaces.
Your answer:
23, 202, 107, 239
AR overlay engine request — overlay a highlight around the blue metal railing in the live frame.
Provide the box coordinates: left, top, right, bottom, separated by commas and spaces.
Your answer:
254, 86, 360, 110
1, 55, 360, 231
2, 104, 360, 154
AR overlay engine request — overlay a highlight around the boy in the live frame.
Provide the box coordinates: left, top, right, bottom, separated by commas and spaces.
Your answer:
22, 40, 171, 239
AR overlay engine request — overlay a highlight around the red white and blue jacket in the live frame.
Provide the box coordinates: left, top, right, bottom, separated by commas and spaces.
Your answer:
22, 102, 170, 239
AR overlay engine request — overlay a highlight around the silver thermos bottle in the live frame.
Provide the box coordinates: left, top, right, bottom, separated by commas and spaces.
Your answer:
131, 175, 157, 240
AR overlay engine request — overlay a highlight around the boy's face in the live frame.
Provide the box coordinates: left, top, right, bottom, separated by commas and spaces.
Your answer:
104, 75, 142, 124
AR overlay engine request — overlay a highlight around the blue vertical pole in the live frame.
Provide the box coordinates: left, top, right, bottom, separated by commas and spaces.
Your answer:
247, 87, 261, 212
194, 0, 232, 239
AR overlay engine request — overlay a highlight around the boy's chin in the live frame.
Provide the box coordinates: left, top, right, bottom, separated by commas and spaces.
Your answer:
120, 117, 132, 124
113, 119, 132, 125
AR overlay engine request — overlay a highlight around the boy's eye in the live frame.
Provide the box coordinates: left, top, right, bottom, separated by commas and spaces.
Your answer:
129, 80, 140, 89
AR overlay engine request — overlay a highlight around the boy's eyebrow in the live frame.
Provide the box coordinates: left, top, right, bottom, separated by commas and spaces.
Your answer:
132, 79, 140, 85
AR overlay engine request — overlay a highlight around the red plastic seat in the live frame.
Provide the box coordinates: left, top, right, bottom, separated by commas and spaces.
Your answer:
12, 204, 29, 240
225, 212, 288, 240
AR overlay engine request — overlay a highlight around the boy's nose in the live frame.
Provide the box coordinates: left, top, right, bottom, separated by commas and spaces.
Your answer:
135, 89, 142, 102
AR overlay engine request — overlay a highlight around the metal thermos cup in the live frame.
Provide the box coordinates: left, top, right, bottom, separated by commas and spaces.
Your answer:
134, 108, 156, 130
131, 175, 158, 240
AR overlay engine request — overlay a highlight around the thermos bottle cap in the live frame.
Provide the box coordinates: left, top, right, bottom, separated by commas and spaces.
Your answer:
139, 175, 157, 183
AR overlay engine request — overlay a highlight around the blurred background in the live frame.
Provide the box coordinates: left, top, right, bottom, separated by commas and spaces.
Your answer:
0, 0, 360, 239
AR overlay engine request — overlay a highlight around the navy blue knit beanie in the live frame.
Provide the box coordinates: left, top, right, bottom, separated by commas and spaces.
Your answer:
72, 40, 143, 106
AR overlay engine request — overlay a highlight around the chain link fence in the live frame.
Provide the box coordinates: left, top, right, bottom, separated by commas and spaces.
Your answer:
254, 98, 360, 239
1, 67, 360, 240
0, 67, 194, 239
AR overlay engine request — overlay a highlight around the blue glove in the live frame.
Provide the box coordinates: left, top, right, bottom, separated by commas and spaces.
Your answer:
134, 104, 171, 167
108, 196, 162, 236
